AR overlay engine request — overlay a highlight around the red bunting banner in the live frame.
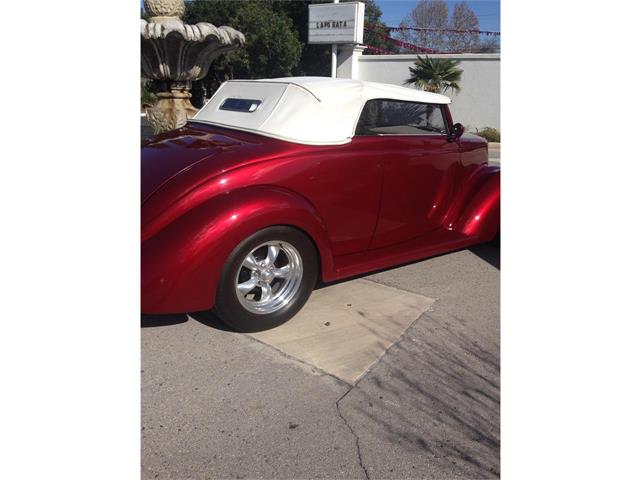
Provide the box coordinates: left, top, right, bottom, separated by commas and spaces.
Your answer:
365, 23, 501, 37
366, 28, 439, 54
363, 44, 394, 55
364, 23, 499, 55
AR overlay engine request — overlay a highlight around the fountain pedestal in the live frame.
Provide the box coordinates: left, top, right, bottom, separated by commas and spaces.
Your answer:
141, 0, 245, 134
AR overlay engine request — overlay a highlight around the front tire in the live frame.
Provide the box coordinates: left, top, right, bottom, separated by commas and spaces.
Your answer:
492, 230, 500, 247
215, 226, 318, 332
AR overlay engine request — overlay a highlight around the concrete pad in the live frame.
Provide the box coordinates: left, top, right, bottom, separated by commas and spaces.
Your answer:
249, 279, 435, 384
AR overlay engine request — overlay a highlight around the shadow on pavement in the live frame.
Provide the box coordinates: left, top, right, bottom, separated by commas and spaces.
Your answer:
470, 243, 500, 270
140, 310, 237, 332
350, 316, 500, 477
189, 310, 238, 332
140, 313, 188, 328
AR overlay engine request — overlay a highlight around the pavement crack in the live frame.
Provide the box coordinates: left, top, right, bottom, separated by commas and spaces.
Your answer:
336, 387, 370, 480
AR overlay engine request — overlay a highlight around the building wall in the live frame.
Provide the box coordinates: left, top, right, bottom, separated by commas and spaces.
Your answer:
347, 53, 500, 132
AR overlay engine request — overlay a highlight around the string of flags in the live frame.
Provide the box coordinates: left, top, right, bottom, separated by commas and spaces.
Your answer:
363, 44, 394, 55
383, 26, 501, 37
365, 23, 501, 37
366, 27, 445, 54
363, 23, 500, 55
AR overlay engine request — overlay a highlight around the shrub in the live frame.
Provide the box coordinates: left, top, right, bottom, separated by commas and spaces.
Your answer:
475, 127, 500, 143
141, 84, 157, 108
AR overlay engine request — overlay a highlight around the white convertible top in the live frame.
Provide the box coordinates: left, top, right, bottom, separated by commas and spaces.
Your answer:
192, 77, 451, 145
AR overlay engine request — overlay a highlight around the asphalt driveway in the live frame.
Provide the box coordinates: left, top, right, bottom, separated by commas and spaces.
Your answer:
142, 244, 500, 479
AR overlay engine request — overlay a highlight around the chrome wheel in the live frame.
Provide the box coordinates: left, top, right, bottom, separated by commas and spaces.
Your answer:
235, 241, 303, 315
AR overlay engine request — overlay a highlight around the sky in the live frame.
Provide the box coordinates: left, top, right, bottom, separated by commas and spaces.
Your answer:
142, 1, 501, 33
378, 0, 500, 31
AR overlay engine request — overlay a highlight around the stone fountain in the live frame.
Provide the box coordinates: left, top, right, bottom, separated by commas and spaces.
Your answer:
141, 0, 245, 134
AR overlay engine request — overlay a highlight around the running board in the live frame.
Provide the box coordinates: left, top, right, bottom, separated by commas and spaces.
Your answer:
329, 229, 479, 281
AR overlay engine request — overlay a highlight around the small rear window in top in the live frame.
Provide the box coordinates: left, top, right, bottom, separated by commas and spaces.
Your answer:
219, 98, 262, 113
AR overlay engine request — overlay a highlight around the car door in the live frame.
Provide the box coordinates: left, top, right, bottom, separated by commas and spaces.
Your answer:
354, 99, 460, 250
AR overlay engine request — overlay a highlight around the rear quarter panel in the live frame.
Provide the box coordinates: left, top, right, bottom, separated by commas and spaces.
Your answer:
142, 185, 335, 313
141, 125, 385, 313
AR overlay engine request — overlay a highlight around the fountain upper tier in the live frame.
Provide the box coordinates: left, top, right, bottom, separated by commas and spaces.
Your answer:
141, 19, 245, 83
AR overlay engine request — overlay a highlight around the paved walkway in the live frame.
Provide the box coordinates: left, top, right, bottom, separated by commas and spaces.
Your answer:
250, 279, 435, 384
142, 244, 500, 479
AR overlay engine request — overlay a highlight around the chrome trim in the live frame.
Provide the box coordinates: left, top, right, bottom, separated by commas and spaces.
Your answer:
235, 241, 303, 315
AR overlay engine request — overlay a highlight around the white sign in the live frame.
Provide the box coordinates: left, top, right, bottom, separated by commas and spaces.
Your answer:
308, 2, 365, 45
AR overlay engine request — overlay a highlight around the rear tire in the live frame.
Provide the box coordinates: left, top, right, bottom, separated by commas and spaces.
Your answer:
492, 230, 500, 247
215, 226, 318, 332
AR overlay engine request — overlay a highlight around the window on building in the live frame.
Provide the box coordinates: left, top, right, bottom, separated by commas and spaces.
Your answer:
355, 99, 448, 136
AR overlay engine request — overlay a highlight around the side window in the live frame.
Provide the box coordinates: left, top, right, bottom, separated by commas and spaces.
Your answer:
355, 100, 448, 136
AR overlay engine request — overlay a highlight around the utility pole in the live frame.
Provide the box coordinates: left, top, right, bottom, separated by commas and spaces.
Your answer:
331, 0, 339, 78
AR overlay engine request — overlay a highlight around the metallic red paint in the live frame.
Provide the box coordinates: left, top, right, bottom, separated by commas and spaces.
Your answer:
142, 112, 500, 314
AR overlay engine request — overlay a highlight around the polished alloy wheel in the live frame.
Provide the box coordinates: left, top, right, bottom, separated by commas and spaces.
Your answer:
235, 241, 303, 315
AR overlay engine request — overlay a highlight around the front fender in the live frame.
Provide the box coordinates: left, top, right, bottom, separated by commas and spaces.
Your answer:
451, 166, 500, 241
141, 185, 334, 314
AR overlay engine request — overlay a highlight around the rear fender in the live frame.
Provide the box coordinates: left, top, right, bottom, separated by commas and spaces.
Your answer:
142, 185, 334, 314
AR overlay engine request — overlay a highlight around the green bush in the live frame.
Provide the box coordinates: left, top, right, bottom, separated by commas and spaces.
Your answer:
141, 85, 157, 108
183, 1, 302, 80
475, 127, 500, 143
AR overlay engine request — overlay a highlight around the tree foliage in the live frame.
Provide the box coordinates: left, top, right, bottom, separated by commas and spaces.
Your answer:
179, 0, 304, 104
143, 0, 406, 103
183, 0, 303, 80
478, 36, 500, 53
398, 0, 491, 52
398, 0, 449, 50
361, 0, 398, 54
405, 55, 463, 94
268, 0, 333, 76
449, 2, 480, 51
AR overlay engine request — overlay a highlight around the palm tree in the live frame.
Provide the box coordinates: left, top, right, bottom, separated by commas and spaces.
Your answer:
405, 55, 463, 95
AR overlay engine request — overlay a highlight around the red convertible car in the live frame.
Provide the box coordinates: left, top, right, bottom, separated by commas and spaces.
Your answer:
142, 77, 499, 331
